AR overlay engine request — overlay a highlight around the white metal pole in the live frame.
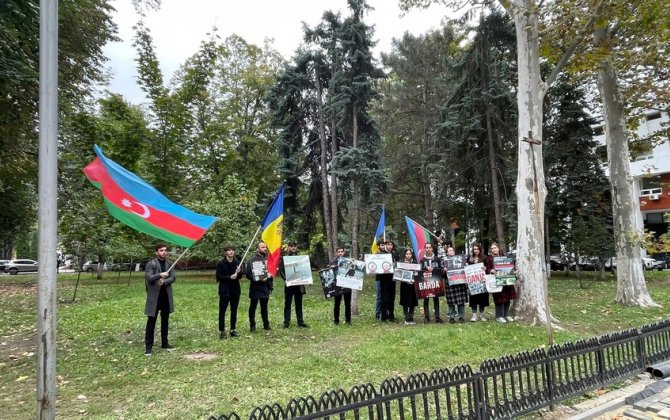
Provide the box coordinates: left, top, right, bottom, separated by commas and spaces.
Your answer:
37, 0, 59, 418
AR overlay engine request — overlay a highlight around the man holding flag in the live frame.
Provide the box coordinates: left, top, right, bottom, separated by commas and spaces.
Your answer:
372, 208, 386, 320
84, 145, 217, 355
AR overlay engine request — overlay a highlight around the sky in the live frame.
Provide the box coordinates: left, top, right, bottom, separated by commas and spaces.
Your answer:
102, 0, 451, 103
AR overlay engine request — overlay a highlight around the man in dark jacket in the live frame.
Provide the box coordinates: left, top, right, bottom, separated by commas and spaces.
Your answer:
216, 245, 242, 339
278, 242, 309, 329
330, 247, 352, 325
245, 241, 273, 331
144, 244, 176, 356
378, 240, 397, 322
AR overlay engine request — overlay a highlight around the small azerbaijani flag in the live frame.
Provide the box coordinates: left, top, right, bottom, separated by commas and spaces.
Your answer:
260, 185, 285, 277
83, 145, 217, 247
405, 216, 433, 261
371, 207, 386, 254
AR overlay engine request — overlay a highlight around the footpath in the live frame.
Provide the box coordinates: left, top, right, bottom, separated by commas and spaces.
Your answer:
533, 374, 670, 419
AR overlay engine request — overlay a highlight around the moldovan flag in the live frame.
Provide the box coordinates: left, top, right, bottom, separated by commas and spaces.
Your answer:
371, 207, 386, 254
405, 216, 433, 261
83, 145, 217, 247
260, 185, 285, 277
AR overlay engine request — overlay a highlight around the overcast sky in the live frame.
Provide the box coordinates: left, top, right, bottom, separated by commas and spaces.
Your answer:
102, 0, 450, 103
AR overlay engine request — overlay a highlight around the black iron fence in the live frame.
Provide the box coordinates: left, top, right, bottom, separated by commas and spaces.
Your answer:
209, 319, 670, 420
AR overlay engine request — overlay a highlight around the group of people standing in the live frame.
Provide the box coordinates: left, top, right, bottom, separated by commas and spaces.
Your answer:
371, 240, 517, 325
142, 239, 517, 354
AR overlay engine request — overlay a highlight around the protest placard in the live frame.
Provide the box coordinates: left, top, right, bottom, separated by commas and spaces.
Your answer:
283, 255, 313, 286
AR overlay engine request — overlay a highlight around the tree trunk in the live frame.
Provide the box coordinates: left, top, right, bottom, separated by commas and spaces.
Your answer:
595, 28, 657, 307
315, 73, 334, 260
330, 116, 339, 259
421, 87, 434, 231
508, 2, 552, 326
350, 105, 360, 315
481, 35, 507, 251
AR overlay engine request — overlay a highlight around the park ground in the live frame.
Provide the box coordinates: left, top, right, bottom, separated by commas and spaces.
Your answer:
1, 269, 670, 418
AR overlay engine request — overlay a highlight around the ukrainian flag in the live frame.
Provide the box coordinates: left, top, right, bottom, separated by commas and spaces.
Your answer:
371, 207, 386, 254
261, 185, 284, 276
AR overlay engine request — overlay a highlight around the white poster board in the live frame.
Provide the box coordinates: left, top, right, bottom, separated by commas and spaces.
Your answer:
364, 254, 394, 274
336, 257, 365, 290
283, 255, 313, 286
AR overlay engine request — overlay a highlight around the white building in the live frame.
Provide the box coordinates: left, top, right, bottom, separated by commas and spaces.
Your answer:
593, 110, 670, 240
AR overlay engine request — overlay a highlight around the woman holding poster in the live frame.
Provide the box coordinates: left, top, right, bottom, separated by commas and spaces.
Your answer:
444, 246, 468, 323
467, 244, 489, 322
398, 248, 419, 325
484, 242, 517, 323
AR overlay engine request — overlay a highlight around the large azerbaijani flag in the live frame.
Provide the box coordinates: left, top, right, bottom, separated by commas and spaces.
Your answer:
405, 216, 433, 261
370, 207, 386, 254
83, 145, 217, 247
260, 185, 285, 277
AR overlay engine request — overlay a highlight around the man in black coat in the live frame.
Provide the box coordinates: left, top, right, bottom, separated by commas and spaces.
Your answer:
278, 242, 309, 329
330, 247, 352, 325
245, 241, 273, 331
216, 245, 242, 339
144, 244, 176, 356
378, 240, 397, 322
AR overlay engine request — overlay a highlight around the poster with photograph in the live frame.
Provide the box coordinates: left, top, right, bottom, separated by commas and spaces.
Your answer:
414, 270, 445, 299
444, 254, 467, 285
319, 268, 344, 299
485, 274, 502, 293
251, 260, 268, 282
493, 256, 516, 285
336, 258, 365, 290
283, 255, 313, 286
364, 254, 394, 274
393, 268, 415, 283
464, 263, 487, 295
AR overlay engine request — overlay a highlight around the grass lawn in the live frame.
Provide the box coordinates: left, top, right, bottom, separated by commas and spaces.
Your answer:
1, 269, 670, 418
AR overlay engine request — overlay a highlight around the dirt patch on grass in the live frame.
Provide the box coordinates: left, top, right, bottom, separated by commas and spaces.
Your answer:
184, 352, 219, 361
0, 281, 36, 298
0, 331, 36, 361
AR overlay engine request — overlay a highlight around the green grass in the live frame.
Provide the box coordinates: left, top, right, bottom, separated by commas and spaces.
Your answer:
1, 269, 670, 419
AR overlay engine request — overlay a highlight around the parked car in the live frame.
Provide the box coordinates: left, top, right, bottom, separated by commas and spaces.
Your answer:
605, 257, 659, 271
82, 260, 121, 272
4, 259, 39, 275
651, 253, 670, 270
0, 260, 10, 272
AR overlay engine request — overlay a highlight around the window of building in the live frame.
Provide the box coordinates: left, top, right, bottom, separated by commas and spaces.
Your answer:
646, 212, 665, 224
592, 125, 604, 136
640, 175, 662, 196
630, 139, 654, 161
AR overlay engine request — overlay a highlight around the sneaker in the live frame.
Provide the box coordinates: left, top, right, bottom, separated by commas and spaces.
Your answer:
283, 322, 290, 329
459, 317, 465, 323
250, 326, 257, 332
229, 330, 238, 337
479, 312, 487, 322
144, 348, 152, 356
496, 317, 507, 323
263, 325, 271, 331
449, 318, 456, 324
470, 313, 478, 322
407, 320, 416, 325
435, 317, 444, 324
505, 316, 514, 322
297, 322, 309, 328
161, 344, 176, 351
219, 331, 227, 340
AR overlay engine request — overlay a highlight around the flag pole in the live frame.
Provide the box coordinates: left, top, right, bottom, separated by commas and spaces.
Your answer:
166, 248, 191, 274
236, 224, 263, 273
37, 0, 59, 418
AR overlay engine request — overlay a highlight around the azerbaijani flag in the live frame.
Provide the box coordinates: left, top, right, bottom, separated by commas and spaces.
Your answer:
260, 185, 284, 277
405, 216, 433, 261
83, 145, 217, 247
371, 207, 386, 254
